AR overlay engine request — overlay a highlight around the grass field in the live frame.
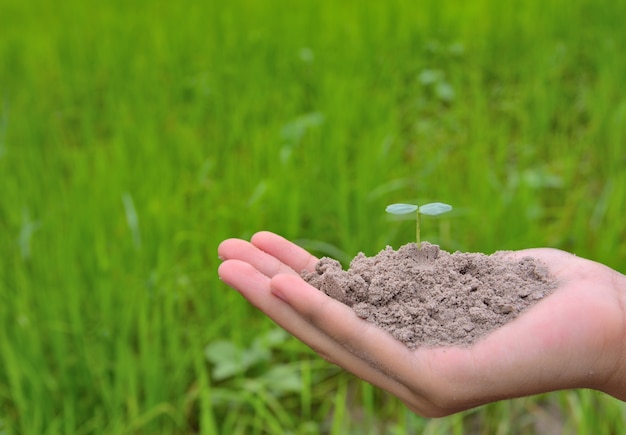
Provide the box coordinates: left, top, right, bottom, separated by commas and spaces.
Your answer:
1, 0, 626, 433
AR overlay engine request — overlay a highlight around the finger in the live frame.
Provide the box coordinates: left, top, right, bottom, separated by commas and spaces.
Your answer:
218, 238, 303, 278
251, 231, 319, 273
270, 274, 454, 412
271, 274, 424, 376
218, 259, 366, 368
219, 260, 425, 410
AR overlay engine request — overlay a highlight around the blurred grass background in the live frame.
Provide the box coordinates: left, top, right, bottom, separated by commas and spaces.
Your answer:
1, 0, 625, 433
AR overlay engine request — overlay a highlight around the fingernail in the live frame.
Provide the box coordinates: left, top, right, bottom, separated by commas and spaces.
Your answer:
218, 255, 225, 261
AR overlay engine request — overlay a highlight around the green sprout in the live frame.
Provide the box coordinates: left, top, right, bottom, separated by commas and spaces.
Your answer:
385, 202, 452, 248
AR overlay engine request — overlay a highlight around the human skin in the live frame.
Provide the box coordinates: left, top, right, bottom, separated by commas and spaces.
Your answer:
217, 231, 626, 417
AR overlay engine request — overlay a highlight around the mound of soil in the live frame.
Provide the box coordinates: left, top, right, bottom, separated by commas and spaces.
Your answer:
301, 243, 557, 348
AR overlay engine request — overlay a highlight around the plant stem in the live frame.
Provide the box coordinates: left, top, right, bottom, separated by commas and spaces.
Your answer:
415, 209, 421, 249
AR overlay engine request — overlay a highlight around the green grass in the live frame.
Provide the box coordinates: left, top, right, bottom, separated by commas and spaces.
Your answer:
1, 0, 626, 433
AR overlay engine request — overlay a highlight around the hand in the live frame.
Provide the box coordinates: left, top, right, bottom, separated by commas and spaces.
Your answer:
217, 231, 626, 417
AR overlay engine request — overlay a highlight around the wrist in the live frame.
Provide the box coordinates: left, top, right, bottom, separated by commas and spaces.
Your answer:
597, 267, 626, 400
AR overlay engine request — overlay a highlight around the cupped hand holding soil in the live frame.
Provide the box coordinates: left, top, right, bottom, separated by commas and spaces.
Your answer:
218, 231, 626, 417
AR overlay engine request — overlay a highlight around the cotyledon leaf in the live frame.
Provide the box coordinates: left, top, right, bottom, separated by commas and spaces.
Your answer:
385, 203, 419, 214
418, 202, 453, 216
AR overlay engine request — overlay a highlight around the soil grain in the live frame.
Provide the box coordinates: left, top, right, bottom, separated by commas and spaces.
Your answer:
302, 243, 557, 348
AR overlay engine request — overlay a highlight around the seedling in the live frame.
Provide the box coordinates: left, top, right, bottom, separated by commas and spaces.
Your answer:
386, 202, 452, 248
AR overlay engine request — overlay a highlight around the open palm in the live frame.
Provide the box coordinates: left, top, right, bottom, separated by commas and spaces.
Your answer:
218, 231, 626, 416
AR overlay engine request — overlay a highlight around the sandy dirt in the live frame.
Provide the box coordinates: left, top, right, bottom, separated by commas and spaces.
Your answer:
302, 242, 558, 348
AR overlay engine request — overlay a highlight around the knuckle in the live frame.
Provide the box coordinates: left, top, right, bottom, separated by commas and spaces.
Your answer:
300, 295, 333, 325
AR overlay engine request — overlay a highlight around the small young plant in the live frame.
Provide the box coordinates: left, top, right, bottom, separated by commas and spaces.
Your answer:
385, 202, 452, 248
